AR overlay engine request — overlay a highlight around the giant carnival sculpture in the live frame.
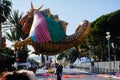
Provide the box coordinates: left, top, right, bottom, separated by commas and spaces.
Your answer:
13, 3, 91, 55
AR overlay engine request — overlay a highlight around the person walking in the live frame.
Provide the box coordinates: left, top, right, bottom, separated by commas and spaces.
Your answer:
59, 64, 63, 77
56, 65, 62, 80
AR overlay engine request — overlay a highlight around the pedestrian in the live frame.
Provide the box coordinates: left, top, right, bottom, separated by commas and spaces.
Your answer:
59, 64, 63, 77
56, 65, 62, 80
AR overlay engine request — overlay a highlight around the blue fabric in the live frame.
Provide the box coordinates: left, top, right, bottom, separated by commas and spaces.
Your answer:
31, 35, 37, 43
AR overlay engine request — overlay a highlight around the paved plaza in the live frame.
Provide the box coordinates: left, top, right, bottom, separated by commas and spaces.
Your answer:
35, 68, 120, 80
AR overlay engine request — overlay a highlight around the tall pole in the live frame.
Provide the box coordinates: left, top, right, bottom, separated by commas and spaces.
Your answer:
108, 36, 111, 71
89, 46, 92, 62
112, 42, 116, 73
89, 46, 92, 72
106, 31, 111, 74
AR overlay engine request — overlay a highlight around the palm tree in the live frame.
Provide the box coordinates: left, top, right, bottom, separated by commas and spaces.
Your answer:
0, 0, 12, 48
5, 10, 24, 42
4, 10, 30, 62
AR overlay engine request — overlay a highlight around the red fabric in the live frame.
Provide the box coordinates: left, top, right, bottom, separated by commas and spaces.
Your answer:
62, 75, 86, 78
36, 73, 51, 76
43, 75, 86, 80
19, 15, 28, 26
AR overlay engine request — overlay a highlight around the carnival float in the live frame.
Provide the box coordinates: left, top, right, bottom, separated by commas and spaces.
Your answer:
13, 3, 91, 55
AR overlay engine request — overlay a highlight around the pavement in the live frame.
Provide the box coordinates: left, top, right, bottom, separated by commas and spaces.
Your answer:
35, 68, 120, 80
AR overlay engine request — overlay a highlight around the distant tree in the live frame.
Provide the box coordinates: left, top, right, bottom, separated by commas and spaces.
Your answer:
57, 48, 79, 63
4, 10, 25, 42
0, 0, 12, 48
0, 47, 15, 73
82, 9, 120, 61
4, 10, 30, 63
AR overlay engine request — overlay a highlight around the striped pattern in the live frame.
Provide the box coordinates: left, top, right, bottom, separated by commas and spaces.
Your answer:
29, 11, 51, 43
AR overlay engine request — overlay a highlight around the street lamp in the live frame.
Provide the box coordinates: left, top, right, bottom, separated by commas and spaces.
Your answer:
89, 46, 92, 72
106, 31, 111, 74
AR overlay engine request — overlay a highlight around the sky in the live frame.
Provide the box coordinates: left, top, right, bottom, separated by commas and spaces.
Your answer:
11, 0, 120, 35
5, 0, 120, 51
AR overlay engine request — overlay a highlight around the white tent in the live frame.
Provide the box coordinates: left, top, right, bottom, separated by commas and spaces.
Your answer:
73, 58, 81, 65
80, 57, 90, 63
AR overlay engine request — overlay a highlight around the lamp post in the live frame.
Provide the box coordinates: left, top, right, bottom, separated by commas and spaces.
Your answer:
89, 46, 92, 72
106, 31, 111, 74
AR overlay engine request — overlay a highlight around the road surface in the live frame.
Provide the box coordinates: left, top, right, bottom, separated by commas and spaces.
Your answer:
35, 68, 120, 80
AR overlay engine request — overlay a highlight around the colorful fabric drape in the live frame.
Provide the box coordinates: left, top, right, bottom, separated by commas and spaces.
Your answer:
29, 11, 51, 43
40, 12, 66, 43
29, 11, 66, 43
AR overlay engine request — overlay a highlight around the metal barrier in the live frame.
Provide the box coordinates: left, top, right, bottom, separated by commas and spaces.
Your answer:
77, 61, 120, 74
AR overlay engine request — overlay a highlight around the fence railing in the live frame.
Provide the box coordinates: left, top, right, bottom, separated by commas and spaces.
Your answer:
76, 61, 120, 74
